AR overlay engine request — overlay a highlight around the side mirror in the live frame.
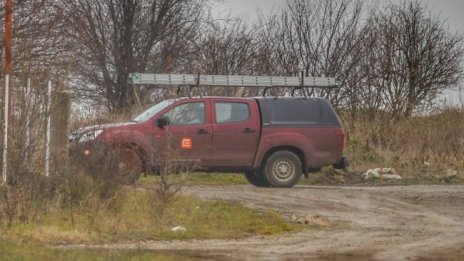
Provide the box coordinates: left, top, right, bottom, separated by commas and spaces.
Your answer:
156, 116, 170, 128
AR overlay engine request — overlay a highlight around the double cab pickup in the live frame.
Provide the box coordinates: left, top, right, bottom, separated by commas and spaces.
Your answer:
69, 96, 348, 188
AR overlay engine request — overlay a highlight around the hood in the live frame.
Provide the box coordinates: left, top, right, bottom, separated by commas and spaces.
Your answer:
69, 122, 137, 143
72, 122, 136, 135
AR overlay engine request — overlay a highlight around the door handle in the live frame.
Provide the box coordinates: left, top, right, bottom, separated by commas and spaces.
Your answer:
197, 129, 211, 134
242, 128, 256, 133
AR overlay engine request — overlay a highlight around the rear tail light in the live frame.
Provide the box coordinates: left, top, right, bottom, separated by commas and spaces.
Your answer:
335, 129, 346, 152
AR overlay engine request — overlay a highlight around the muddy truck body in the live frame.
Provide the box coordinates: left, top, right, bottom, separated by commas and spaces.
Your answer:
69, 96, 348, 187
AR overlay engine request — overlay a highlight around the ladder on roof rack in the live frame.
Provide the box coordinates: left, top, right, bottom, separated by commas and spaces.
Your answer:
128, 72, 340, 97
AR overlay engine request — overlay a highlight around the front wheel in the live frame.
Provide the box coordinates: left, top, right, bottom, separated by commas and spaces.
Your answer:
244, 170, 270, 187
264, 151, 302, 188
106, 146, 142, 185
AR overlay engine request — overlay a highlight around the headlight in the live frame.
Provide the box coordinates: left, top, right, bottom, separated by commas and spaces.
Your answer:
77, 129, 103, 143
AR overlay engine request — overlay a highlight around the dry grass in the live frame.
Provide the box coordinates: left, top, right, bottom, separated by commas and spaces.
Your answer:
1, 190, 300, 244
342, 107, 464, 176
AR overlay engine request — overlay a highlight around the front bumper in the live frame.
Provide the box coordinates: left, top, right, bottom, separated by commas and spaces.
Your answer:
69, 140, 108, 169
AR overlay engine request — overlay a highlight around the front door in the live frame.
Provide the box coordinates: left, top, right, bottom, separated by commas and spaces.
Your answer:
158, 101, 212, 168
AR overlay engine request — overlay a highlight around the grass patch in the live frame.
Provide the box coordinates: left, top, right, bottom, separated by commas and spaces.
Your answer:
1, 190, 300, 245
138, 172, 248, 186
140, 169, 464, 187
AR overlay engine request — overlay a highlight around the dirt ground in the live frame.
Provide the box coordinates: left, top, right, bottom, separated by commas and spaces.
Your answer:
89, 185, 464, 260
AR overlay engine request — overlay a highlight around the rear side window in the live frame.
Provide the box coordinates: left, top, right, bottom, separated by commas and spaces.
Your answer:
257, 98, 341, 127
269, 100, 320, 125
215, 102, 250, 124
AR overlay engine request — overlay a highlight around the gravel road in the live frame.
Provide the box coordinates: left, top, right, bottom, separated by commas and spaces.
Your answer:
93, 185, 464, 260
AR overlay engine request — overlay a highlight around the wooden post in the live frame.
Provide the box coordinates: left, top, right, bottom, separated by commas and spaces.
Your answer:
50, 91, 71, 175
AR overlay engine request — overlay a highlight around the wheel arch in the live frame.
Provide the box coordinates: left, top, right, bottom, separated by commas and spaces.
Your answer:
261, 146, 306, 175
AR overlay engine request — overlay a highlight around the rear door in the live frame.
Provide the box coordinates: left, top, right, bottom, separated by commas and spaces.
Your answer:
210, 99, 260, 167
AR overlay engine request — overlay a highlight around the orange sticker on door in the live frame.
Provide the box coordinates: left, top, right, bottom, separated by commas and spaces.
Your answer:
181, 137, 192, 149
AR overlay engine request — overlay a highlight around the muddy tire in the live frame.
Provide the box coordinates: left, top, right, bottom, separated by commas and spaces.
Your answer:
264, 151, 302, 188
106, 146, 142, 185
244, 170, 270, 187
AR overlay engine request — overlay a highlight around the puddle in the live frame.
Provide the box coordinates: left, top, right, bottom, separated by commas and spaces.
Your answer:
0, 241, 231, 261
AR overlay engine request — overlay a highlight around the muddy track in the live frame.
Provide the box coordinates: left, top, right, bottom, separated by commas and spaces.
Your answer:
86, 185, 464, 260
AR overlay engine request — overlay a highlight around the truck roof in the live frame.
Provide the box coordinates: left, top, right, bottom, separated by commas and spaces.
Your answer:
174, 96, 328, 101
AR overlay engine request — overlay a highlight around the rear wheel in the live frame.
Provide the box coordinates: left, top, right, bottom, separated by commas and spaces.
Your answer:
244, 170, 270, 187
106, 146, 142, 185
264, 151, 302, 188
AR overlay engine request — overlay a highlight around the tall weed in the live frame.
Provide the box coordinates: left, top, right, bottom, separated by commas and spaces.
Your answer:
343, 107, 464, 174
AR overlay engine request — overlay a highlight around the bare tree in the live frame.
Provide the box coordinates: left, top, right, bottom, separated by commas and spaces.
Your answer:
0, 1, 71, 77
369, 1, 464, 117
344, 9, 385, 119
61, 0, 209, 112
193, 18, 255, 75
255, 0, 364, 105
187, 17, 259, 96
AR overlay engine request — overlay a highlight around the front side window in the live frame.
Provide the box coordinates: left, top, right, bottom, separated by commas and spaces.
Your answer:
215, 102, 249, 124
162, 102, 205, 125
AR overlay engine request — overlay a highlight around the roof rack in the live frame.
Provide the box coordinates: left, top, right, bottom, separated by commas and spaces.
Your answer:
128, 72, 340, 97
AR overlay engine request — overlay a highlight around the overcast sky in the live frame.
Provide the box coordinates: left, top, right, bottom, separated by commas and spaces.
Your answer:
213, 0, 464, 34
212, 0, 464, 105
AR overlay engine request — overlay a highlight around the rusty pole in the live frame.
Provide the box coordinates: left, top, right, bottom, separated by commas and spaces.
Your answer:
2, 0, 13, 183
5, 0, 12, 68
5, 0, 13, 110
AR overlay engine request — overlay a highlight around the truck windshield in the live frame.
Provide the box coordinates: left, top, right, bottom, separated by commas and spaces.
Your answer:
132, 99, 175, 122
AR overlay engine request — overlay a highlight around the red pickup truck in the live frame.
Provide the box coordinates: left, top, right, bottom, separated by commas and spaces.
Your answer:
69, 96, 348, 188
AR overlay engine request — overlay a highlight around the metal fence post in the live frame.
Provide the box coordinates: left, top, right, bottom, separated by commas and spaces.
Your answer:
2, 75, 9, 183
45, 80, 51, 177
25, 77, 31, 161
